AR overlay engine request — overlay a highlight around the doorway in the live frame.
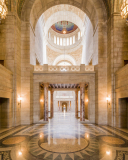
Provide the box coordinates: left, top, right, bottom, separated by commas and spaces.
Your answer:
62, 102, 67, 112
118, 98, 128, 128
0, 98, 10, 128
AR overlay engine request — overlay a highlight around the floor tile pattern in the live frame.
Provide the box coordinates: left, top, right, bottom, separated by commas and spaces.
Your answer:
101, 136, 125, 145
0, 112, 128, 160
2, 136, 26, 145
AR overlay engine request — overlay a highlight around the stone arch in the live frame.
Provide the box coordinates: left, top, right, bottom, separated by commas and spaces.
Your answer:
114, 0, 123, 12
20, 0, 108, 125
44, 11, 84, 36
53, 55, 76, 66
20, 0, 108, 29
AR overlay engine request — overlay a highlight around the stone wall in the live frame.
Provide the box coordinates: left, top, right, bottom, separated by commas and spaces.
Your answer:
0, 13, 22, 127
0, 65, 13, 128
33, 72, 95, 123
47, 46, 82, 65
115, 64, 128, 127
21, 21, 34, 125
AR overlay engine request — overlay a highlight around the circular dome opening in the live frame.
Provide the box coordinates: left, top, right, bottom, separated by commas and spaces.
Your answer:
51, 21, 78, 34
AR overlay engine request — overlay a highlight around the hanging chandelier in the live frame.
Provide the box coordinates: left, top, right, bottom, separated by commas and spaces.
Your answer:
0, 0, 8, 20
121, 0, 128, 25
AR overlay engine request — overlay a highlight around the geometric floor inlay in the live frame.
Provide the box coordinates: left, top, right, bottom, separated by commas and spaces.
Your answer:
2, 136, 26, 145
0, 112, 128, 160
40, 137, 88, 153
101, 136, 125, 145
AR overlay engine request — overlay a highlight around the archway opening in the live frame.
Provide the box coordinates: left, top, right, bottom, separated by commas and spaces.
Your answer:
30, 4, 99, 67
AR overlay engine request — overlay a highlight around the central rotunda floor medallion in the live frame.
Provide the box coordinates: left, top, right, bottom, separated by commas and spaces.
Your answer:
40, 137, 88, 153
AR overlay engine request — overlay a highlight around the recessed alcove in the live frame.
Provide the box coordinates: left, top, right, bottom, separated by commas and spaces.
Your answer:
118, 98, 128, 128
0, 98, 10, 128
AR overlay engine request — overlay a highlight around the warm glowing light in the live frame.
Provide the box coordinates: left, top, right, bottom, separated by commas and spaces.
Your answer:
18, 151, 22, 156
86, 99, 88, 102
106, 151, 110, 155
63, 30, 66, 34
85, 134, 89, 139
18, 97, 22, 101
106, 97, 110, 101
0, 0, 8, 20
121, 0, 128, 25
40, 133, 44, 138
40, 99, 43, 102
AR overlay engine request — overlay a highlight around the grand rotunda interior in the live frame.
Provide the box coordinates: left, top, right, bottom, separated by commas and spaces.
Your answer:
0, 0, 128, 160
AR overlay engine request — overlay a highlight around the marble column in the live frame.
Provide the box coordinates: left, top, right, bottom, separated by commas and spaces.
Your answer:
80, 83, 85, 121
58, 101, 60, 111
51, 90, 54, 118
75, 89, 78, 118
44, 83, 49, 121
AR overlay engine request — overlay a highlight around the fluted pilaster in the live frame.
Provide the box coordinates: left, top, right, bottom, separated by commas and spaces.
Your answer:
80, 83, 85, 121
44, 83, 49, 121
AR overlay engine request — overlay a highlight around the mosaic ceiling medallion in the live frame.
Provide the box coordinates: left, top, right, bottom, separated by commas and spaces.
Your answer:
51, 21, 78, 34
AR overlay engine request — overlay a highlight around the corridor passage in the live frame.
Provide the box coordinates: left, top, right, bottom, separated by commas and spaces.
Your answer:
0, 112, 128, 160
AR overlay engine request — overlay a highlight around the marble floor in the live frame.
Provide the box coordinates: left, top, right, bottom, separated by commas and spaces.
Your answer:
0, 112, 128, 160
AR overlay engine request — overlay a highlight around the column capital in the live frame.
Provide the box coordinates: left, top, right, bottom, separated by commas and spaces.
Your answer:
50, 89, 54, 94
80, 83, 85, 88
75, 88, 79, 93
44, 83, 49, 88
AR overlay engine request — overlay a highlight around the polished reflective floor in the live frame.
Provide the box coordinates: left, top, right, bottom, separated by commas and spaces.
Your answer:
0, 112, 128, 160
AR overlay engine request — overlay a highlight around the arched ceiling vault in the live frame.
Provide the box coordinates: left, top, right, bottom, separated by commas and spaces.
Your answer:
17, 0, 110, 20
43, 4, 85, 23
43, 11, 84, 36
19, 0, 108, 30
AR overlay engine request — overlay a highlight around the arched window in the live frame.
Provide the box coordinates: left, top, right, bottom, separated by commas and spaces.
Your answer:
78, 32, 80, 40
60, 38, 62, 46
70, 37, 72, 45
57, 61, 72, 66
67, 38, 69, 46
73, 36, 75, 44
63, 38, 66, 46
57, 37, 59, 45
54, 36, 56, 44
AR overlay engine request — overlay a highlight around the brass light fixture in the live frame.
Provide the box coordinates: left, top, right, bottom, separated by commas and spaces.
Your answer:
121, 0, 128, 25
106, 97, 110, 105
63, 29, 66, 34
0, 0, 8, 21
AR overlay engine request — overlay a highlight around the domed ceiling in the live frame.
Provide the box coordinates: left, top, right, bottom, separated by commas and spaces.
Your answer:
51, 21, 78, 34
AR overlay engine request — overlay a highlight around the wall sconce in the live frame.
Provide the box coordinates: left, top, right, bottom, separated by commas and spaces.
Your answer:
18, 151, 22, 156
40, 99, 43, 102
106, 97, 110, 105
106, 151, 110, 155
18, 97, 22, 105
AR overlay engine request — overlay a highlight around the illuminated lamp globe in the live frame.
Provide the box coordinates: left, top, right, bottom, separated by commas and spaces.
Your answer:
63, 30, 66, 34
0, 0, 8, 20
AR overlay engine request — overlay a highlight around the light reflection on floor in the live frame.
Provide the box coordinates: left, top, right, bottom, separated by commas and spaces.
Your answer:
0, 111, 128, 160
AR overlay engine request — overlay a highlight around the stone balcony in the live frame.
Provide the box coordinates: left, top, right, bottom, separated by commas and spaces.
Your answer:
34, 64, 94, 73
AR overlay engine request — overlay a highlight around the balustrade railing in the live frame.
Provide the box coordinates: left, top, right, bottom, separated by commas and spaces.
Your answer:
34, 65, 94, 72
